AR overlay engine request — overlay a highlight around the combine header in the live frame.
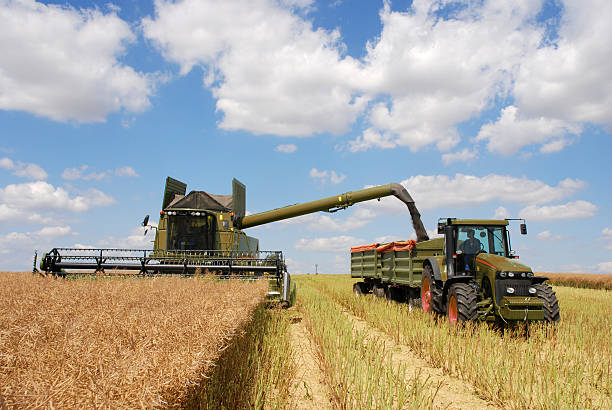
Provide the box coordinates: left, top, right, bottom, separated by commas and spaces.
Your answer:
39, 177, 428, 303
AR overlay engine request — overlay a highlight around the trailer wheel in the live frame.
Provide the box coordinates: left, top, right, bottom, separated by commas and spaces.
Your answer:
421, 266, 442, 314
353, 282, 366, 296
447, 283, 478, 323
372, 283, 386, 298
534, 284, 560, 322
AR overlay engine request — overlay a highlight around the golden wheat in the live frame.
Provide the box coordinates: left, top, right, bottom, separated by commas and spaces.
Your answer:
0, 272, 267, 408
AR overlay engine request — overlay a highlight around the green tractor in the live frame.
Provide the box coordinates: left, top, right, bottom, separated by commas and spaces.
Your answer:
351, 218, 560, 323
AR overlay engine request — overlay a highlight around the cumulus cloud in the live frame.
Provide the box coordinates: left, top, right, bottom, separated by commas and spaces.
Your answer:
294, 235, 364, 252
597, 262, 612, 273
493, 206, 510, 219
280, 207, 376, 232
476, 106, 582, 155
442, 149, 478, 165
598, 228, 612, 250
309, 168, 346, 184
275, 144, 297, 153
536, 230, 563, 241
96, 226, 155, 249
0, 0, 155, 122
350, 1, 542, 152
0, 181, 115, 213
0, 225, 73, 243
143, 0, 367, 136
62, 165, 138, 180
519, 200, 597, 221
0, 157, 47, 180
365, 174, 587, 215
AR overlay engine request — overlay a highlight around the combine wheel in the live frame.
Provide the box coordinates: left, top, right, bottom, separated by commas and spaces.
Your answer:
534, 284, 560, 322
446, 283, 478, 323
421, 266, 442, 313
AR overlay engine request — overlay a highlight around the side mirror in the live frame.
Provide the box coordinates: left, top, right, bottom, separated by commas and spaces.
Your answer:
142, 215, 150, 227
437, 223, 444, 234
520, 223, 527, 235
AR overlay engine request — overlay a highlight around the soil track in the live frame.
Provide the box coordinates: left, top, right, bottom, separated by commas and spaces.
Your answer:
287, 309, 333, 409
343, 308, 498, 409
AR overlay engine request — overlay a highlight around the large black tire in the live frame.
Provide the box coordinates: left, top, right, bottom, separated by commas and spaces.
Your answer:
372, 283, 386, 298
534, 283, 560, 322
353, 282, 368, 296
421, 265, 443, 314
385, 286, 405, 302
446, 283, 478, 323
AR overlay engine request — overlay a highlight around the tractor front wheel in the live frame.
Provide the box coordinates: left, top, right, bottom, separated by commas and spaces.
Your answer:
446, 283, 478, 323
534, 283, 560, 322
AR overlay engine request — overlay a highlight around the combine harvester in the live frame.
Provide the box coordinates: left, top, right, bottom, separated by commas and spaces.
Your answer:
39, 177, 428, 303
351, 218, 560, 323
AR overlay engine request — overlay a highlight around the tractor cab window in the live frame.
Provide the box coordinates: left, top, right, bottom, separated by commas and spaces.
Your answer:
456, 226, 507, 257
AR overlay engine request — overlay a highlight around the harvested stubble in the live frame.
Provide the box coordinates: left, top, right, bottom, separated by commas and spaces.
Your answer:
0, 272, 267, 408
537, 272, 612, 290
303, 275, 612, 409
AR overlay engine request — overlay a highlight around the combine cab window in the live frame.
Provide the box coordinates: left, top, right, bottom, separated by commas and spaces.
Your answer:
167, 215, 210, 250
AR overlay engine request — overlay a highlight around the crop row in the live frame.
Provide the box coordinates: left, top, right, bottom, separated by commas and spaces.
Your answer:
538, 272, 612, 290
302, 275, 611, 409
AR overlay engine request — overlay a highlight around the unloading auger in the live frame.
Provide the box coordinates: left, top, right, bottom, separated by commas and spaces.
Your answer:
37, 177, 428, 302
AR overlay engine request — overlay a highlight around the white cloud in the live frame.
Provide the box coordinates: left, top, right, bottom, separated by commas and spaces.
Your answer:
475, 106, 582, 155
62, 165, 138, 180
0, 181, 115, 213
0, 157, 47, 180
351, 1, 542, 152
280, 207, 375, 232
143, 0, 366, 137
442, 149, 478, 165
0, 0, 155, 122
366, 174, 586, 215
519, 200, 597, 221
275, 144, 297, 153
0, 225, 73, 243
330, 171, 346, 184
294, 235, 364, 253
494, 206, 510, 219
599, 228, 612, 250
513, 0, 612, 128
114, 166, 139, 177
96, 226, 155, 248
596, 262, 612, 273
536, 230, 563, 241
309, 168, 345, 184
309, 168, 328, 179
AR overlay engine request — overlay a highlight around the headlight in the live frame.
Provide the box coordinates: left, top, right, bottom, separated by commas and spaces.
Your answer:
508, 272, 515, 278
527, 272, 534, 277
521, 272, 526, 278
507, 287, 515, 294
499, 271, 507, 278
529, 287, 537, 294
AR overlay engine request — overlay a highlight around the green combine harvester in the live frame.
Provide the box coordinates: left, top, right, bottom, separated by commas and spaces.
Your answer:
39, 177, 428, 303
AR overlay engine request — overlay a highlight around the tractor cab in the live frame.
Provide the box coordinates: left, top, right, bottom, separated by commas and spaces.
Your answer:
438, 218, 523, 277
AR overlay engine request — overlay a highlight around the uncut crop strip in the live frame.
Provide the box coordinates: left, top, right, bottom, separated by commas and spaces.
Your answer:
298, 280, 439, 409
537, 272, 612, 290
195, 305, 296, 409
303, 275, 612, 410
0, 272, 267, 408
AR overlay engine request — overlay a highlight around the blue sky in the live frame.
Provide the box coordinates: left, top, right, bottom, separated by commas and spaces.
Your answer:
0, 0, 610, 273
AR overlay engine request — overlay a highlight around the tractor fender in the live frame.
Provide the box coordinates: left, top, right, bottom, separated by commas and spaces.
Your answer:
531, 276, 548, 285
424, 257, 443, 281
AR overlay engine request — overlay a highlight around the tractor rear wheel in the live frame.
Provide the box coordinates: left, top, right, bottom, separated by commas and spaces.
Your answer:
421, 265, 442, 314
534, 284, 560, 322
447, 283, 478, 323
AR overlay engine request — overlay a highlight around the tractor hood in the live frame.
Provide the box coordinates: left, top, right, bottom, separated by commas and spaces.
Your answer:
475, 253, 532, 272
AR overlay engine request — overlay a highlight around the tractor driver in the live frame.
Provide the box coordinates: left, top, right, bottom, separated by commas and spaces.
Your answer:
459, 229, 482, 255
